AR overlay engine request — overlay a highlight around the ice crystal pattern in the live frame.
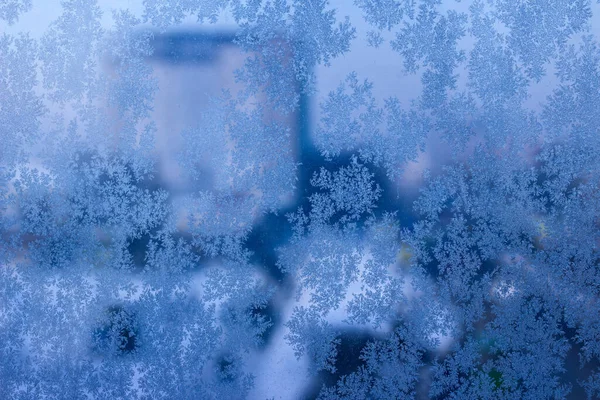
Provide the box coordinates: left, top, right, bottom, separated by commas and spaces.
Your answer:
2, 0, 600, 399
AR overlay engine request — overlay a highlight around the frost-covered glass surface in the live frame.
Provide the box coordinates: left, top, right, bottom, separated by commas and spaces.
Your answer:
2, 0, 600, 399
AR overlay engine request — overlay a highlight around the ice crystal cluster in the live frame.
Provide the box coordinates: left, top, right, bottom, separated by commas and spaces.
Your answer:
1, 0, 600, 399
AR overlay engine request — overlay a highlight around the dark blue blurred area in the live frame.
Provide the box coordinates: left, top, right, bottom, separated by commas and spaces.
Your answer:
148, 31, 236, 64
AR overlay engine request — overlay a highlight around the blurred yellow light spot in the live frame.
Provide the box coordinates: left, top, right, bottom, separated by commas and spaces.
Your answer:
538, 221, 548, 239
397, 243, 413, 265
